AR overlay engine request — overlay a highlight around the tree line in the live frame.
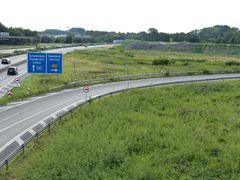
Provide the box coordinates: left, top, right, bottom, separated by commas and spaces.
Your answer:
1, 22, 240, 45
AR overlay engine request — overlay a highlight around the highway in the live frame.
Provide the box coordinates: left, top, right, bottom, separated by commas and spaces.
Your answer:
1, 73, 240, 164
0, 47, 35, 54
0, 45, 111, 96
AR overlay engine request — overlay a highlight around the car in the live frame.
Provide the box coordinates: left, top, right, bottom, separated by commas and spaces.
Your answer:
1, 58, 11, 64
7, 66, 18, 75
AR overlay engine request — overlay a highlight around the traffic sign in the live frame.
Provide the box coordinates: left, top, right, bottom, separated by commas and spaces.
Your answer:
14, 77, 20, 83
83, 86, 90, 93
7, 90, 12, 97
28, 53, 47, 74
27, 52, 63, 74
14, 77, 21, 87
47, 53, 62, 74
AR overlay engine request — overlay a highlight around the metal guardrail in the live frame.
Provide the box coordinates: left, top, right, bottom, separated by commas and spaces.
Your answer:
1, 72, 240, 171
52, 69, 240, 91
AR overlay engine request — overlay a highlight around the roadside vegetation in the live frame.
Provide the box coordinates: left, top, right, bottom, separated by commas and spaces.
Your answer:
128, 41, 240, 55
1, 43, 240, 105
3, 80, 240, 179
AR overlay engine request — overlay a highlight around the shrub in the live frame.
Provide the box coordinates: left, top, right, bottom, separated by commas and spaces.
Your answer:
202, 69, 210, 74
152, 59, 170, 65
225, 61, 240, 66
124, 53, 134, 57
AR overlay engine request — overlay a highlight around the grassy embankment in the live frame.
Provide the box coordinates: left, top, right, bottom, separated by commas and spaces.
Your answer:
1, 43, 240, 105
127, 41, 240, 55
2, 80, 240, 179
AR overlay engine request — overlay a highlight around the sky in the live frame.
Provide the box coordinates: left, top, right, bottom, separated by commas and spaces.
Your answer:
1, 0, 240, 33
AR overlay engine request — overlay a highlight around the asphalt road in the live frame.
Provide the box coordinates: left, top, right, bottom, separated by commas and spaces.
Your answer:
1, 73, 240, 153
0, 47, 35, 54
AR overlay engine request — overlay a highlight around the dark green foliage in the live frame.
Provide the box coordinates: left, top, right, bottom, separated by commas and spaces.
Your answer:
0, 23, 37, 45
202, 69, 211, 74
152, 59, 170, 65
0, 22, 7, 32
225, 61, 240, 66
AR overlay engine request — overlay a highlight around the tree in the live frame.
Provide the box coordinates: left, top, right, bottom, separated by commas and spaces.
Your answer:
65, 33, 75, 43
0, 22, 7, 32
148, 28, 159, 41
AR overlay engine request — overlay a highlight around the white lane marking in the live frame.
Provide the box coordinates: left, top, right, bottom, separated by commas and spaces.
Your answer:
40, 121, 46, 127
0, 109, 8, 113
16, 138, 24, 146
0, 98, 81, 133
0, 92, 65, 114
0, 112, 21, 123
0, 107, 30, 123
51, 115, 57, 119
29, 129, 35, 135
0, 109, 54, 133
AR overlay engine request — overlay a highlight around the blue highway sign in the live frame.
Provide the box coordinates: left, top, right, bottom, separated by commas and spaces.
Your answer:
28, 53, 47, 74
27, 52, 63, 74
47, 53, 62, 74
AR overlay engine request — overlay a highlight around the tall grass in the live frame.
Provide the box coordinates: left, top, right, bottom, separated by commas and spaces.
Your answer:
7, 80, 240, 179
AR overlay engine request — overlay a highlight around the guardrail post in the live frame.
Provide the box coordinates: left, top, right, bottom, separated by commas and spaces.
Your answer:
21, 144, 25, 155
36, 133, 39, 141
48, 124, 51, 133
5, 159, 8, 170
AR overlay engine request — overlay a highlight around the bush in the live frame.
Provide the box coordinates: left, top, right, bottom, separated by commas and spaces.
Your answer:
152, 59, 170, 65
202, 69, 210, 74
225, 61, 240, 66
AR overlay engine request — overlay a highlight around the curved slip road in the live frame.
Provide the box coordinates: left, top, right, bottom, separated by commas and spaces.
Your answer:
1, 73, 240, 155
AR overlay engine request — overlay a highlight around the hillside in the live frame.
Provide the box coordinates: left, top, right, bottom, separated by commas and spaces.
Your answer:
127, 42, 240, 55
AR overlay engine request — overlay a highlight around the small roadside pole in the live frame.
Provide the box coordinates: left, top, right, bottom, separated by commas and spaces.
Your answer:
14, 77, 21, 96
73, 49, 76, 81
83, 86, 90, 101
125, 63, 130, 90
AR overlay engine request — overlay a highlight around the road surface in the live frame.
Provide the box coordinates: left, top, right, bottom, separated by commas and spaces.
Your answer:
1, 73, 240, 165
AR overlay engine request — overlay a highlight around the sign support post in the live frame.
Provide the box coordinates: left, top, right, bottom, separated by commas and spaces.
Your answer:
83, 86, 90, 101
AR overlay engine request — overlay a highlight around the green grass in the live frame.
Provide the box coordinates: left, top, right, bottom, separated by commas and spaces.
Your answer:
3, 80, 240, 179
127, 41, 240, 55
2, 44, 240, 105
